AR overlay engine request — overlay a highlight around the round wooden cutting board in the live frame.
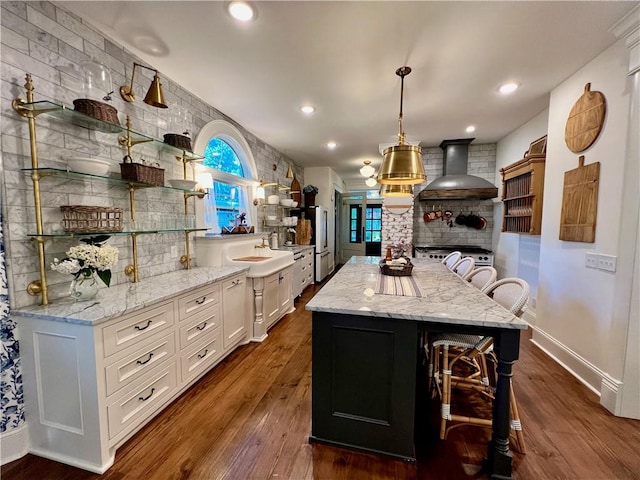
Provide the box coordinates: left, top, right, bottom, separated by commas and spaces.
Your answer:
564, 83, 606, 153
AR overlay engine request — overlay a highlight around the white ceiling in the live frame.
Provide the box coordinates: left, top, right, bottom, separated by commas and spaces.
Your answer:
58, 1, 636, 185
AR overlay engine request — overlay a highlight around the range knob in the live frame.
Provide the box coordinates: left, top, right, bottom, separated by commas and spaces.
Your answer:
429, 254, 434, 259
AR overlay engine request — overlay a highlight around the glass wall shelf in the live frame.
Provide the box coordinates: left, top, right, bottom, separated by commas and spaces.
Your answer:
22, 168, 203, 193
28, 228, 209, 239
14, 100, 204, 162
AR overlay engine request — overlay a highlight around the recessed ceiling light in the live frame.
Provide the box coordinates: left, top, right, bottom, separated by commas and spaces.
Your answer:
228, 1, 255, 22
326, 141, 337, 150
465, 125, 476, 133
499, 82, 519, 95
300, 105, 315, 115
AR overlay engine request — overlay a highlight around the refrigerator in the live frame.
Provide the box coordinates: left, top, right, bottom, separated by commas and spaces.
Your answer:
305, 206, 332, 282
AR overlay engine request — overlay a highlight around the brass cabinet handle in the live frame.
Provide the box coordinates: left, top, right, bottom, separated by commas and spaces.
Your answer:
138, 387, 155, 402
197, 349, 208, 359
134, 320, 152, 331
196, 322, 207, 331
136, 352, 154, 365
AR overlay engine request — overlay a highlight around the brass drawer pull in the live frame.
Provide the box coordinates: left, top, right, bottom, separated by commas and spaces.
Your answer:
134, 320, 152, 331
196, 322, 207, 331
138, 387, 155, 402
136, 352, 154, 365
197, 349, 208, 359
195, 296, 207, 305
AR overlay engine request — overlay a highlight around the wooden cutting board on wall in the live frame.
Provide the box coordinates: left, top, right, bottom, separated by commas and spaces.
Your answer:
291, 176, 301, 205
559, 155, 600, 243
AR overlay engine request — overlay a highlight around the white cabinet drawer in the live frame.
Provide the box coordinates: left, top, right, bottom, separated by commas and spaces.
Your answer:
107, 363, 177, 440
177, 283, 220, 322
178, 305, 221, 349
105, 333, 176, 397
102, 302, 175, 358
180, 332, 223, 383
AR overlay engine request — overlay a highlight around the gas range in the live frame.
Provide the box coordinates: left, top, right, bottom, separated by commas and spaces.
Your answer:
414, 245, 494, 267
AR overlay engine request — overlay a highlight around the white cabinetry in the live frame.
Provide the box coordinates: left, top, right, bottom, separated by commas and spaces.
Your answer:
222, 275, 248, 349
252, 266, 293, 339
17, 272, 248, 474
292, 247, 314, 299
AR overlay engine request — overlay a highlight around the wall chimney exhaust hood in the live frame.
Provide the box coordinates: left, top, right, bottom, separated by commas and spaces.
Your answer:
418, 138, 498, 200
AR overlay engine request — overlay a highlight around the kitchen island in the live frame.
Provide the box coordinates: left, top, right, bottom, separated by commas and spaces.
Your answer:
306, 256, 528, 479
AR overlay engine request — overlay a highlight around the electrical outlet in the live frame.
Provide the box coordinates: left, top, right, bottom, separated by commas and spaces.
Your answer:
585, 252, 598, 268
170, 246, 178, 259
597, 254, 617, 272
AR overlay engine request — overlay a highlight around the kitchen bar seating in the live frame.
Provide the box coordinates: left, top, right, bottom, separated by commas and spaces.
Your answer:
451, 256, 475, 278
441, 251, 462, 269
429, 277, 529, 454
464, 266, 498, 290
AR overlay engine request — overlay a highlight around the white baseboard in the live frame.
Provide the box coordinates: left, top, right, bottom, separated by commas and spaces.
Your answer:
530, 327, 628, 416
530, 326, 604, 396
0, 424, 29, 465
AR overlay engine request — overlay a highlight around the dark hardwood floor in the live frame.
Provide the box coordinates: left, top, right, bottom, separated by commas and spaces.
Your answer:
3, 281, 640, 480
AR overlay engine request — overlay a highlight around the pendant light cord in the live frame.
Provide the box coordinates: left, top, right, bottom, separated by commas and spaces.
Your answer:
396, 66, 411, 145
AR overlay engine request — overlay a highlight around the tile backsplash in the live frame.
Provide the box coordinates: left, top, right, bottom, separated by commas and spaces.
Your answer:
413, 144, 497, 249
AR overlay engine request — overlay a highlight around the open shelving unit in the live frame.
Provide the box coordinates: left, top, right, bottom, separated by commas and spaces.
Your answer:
12, 73, 207, 304
500, 154, 546, 235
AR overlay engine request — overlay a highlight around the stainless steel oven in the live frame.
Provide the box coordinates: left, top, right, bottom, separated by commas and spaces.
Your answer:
414, 245, 494, 267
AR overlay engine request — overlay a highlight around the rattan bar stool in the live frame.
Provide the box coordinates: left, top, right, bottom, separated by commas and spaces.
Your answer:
463, 266, 497, 290
441, 251, 461, 270
427, 277, 529, 453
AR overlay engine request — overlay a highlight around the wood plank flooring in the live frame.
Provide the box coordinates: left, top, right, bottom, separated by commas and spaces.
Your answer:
3, 281, 640, 480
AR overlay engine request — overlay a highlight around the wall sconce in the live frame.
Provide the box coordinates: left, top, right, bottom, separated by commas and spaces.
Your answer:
120, 62, 168, 108
253, 184, 265, 205
195, 172, 213, 198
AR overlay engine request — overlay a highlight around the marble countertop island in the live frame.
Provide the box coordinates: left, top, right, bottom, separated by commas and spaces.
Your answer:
13, 266, 248, 325
306, 256, 527, 330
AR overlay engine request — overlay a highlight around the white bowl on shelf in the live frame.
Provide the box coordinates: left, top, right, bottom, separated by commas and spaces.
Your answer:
267, 195, 280, 204
65, 156, 111, 176
168, 179, 198, 190
280, 199, 294, 207
291, 201, 298, 208
267, 215, 277, 221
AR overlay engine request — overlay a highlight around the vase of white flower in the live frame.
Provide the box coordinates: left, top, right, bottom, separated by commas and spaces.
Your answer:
51, 236, 119, 301
69, 270, 99, 301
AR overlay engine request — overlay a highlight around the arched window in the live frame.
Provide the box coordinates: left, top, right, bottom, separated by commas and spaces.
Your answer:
193, 120, 259, 234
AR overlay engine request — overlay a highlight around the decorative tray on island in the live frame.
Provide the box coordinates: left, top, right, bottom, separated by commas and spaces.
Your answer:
379, 258, 413, 277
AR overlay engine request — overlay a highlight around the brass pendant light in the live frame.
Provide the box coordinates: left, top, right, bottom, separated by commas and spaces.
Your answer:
377, 66, 426, 185
379, 183, 414, 197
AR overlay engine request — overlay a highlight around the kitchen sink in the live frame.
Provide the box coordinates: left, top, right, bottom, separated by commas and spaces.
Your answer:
221, 239, 294, 277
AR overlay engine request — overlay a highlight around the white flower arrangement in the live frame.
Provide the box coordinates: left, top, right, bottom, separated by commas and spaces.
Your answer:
51, 236, 119, 287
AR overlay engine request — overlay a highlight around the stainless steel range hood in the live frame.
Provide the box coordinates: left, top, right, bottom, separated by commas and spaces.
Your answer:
418, 138, 498, 200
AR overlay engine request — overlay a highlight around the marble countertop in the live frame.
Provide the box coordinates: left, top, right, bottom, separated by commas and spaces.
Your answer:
306, 256, 528, 330
13, 266, 248, 326
277, 244, 315, 254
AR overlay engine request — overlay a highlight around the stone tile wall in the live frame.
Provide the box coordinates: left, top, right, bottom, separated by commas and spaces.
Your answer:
0, 1, 301, 310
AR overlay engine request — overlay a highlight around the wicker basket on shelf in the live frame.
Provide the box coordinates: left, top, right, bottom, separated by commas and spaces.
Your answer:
163, 133, 192, 152
72, 99, 119, 125
60, 205, 123, 233
379, 259, 414, 277
120, 161, 165, 186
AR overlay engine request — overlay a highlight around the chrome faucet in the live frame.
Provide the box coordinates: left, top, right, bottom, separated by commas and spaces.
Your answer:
255, 236, 269, 248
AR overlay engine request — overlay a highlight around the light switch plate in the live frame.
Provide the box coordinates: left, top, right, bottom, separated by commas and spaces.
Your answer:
598, 254, 617, 272
585, 252, 598, 268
